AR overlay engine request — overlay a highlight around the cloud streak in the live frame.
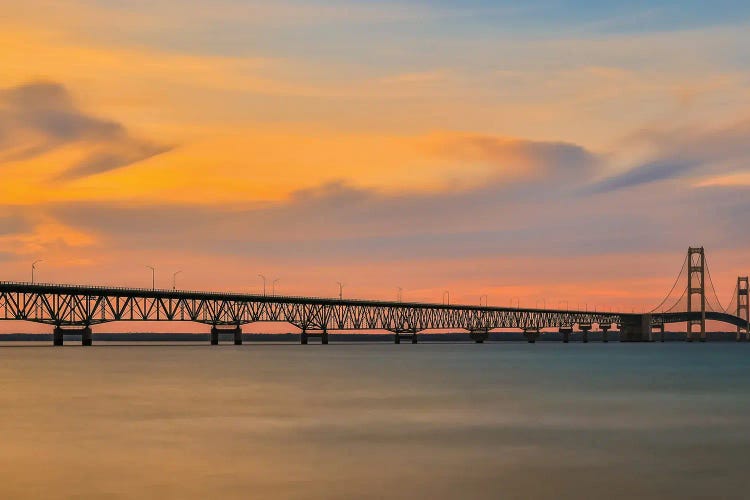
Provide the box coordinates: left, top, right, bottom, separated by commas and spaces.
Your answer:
0, 81, 172, 180
589, 119, 750, 193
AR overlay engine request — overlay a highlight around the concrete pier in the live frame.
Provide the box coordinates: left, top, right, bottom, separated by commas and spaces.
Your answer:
559, 326, 573, 343
53, 327, 64, 346
524, 328, 540, 343
81, 327, 92, 346
394, 329, 418, 344
210, 325, 242, 345
469, 329, 489, 343
301, 328, 328, 344
579, 323, 591, 343
620, 314, 653, 342
600, 324, 610, 342
52, 326, 92, 346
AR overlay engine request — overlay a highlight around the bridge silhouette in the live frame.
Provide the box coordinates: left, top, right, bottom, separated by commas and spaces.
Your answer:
1, 247, 748, 345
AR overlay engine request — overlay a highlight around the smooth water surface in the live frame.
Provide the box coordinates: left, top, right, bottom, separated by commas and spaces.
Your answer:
1, 342, 749, 499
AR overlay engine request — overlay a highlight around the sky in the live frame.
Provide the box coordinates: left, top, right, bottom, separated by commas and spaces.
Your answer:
1, 0, 750, 331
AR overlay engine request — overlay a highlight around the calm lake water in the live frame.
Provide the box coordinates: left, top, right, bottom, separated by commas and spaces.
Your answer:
1, 342, 749, 499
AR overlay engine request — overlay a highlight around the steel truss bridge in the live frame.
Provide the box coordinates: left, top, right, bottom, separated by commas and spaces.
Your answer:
0, 247, 748, 345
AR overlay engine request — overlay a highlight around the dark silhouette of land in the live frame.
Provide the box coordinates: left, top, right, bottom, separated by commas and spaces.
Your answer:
0, 331, 742, 342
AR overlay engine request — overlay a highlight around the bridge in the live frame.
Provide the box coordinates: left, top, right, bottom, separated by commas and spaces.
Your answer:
0, 247, 748, 345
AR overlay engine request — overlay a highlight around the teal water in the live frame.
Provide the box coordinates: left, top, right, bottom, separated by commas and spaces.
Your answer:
1, 343, 749, 499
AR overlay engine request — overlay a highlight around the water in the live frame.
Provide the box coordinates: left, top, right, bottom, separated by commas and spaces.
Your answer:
1, 342, 749, 499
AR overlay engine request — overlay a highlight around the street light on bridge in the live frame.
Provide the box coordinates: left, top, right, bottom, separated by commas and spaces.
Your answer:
480, 295, 488, 307
272, 278, 280, 296
337, 282, 344, 300
172, 270, 182, 290
510, 297, 520, 308
443, 290, 450, 305
31, 259, 43, 284
397, 287, 403, 302
258, 274, 267, 296
145, 265, 155, 290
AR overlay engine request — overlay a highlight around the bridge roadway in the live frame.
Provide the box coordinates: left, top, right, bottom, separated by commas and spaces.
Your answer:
0, 281, 745, 344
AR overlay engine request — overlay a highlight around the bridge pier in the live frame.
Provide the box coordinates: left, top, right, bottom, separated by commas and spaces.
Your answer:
523, 327, 540, 343
652, 323, 665, 342
210, 325, 242, 345
559, 326, 572, 343
469, 329, 489, 343
620, 314, 653, 342
394, 329, 418, 344
301, 328, 328, 344
579, 323, 591, 343
600, 324, 611, 343
53, 327, 64, 346
52, 326, 92, 346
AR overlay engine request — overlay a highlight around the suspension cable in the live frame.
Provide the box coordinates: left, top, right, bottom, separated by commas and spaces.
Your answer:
649, 253, 689, 313
703, 255, 727, 312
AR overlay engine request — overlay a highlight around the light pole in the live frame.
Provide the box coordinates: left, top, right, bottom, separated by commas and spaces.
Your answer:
272, 278, 280, 296
31, 259, 43, 283
510, 297, 520, 308
146, 265, 155, 290
480, 294, 488, 307
258, 274, 267, 296
337, 282, 344, 300
397, 287, 403, 302
442, 290, 450, 305
172, 270, 182, 290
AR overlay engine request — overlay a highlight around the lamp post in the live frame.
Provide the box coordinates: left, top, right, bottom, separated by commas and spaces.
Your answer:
258, 274, 267, 296
272, 278, 280, 296
510, 297, 520, 308
442, 290, 450, 305
397, 287, 403, 302
337, 282, 344, 300
172, 270, 182, 290
146, 265, 155, 290
480, 295, 488, 307
31, 259, 43, 283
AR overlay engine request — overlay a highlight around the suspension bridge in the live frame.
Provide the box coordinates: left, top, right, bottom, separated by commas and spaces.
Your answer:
0, 247, 747, 345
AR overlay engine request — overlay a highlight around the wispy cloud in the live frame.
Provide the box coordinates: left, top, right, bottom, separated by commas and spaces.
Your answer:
0, 81, 172, 180
588, 119, 750, 193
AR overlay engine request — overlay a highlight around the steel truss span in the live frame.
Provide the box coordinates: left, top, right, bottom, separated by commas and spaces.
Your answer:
1, 247, 748, 342
0, 281, 619, 331
0, 282, 745, 333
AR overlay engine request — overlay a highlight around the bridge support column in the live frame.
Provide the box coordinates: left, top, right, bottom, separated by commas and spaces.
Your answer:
736, 277, 749, 341
600, 324, 610, 343
301, 328, 328, 344
81, 327, 92, 346
579, 323, 591, 343
523, 328, 540, 343
469, 329, 489, 343
652, 323, 665, 342
620, 314, 653, 342
559, 326, 572, 343
52, 326, 93, 346
53, 327, 64, 346
394, 329, 418, 344
209, 325, 242, 345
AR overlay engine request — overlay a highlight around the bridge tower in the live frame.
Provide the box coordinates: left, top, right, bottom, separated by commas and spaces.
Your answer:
737, 277, 749, 341
687, 247, 706, 342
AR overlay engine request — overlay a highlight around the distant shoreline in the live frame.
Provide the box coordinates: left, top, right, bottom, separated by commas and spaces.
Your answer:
0, 332, 742, 342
